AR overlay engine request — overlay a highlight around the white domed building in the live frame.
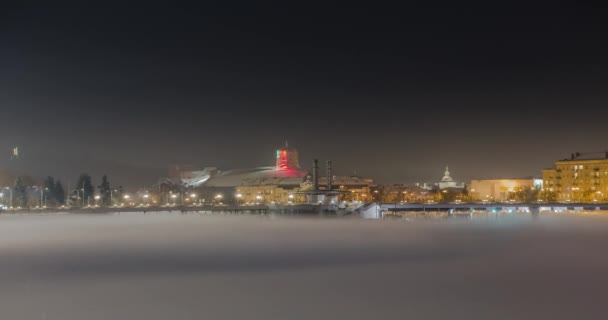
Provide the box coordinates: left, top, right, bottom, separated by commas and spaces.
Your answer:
437, 166, 465, 190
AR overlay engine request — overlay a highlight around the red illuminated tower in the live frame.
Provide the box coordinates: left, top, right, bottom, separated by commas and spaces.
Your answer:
275, 143, 300, 170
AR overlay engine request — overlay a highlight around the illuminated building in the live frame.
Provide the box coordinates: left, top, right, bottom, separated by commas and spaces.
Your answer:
416, 166, 465, 190
236, 185, 304, 205
162, 144, 375, 205
318, 174, 376, 203
296, 159, 342, 204
380, 185, 435, 203
235, 161, 376, 205
470, 178, 542, 202
175, 144, 307, 189
276, 144, 300, 169
542, 152, 608, 202
438, 166, 465, 190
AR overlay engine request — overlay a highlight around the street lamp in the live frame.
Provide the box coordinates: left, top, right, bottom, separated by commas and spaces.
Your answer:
171, 193, 177, 205
110, 189, 119, 206
123, 194, 130, 206
34, 186, 44, 208
143, 194, 150, 206
94, 195, 101, 207
43, 187, 49, 208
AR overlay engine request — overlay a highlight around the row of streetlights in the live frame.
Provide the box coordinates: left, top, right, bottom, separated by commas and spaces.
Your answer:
0, 186, 47, 209
1, 188, 298, 209
0, 185, 154, 209
78, 189, 151, 207
234, 193, 295, 205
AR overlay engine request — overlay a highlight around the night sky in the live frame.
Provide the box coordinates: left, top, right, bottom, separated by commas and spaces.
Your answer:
1, 3, 607, 187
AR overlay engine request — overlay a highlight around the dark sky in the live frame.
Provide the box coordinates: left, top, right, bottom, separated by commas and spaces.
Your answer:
1, 3, 607, 187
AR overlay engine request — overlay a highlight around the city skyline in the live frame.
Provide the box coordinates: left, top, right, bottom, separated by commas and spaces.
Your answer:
2, 5, 608, 319
2, 4, 608, 186
0, 141, 589, 189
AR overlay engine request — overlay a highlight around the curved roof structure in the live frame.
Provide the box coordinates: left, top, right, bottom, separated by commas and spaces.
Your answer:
182, 167, 375, 189
180, 146, 309, 188
202, 167, 308, 187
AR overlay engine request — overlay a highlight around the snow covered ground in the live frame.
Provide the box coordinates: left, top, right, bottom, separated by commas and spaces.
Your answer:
1, 212, 608, 319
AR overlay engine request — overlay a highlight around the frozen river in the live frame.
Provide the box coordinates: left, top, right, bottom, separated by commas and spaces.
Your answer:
1, 212, 608, 319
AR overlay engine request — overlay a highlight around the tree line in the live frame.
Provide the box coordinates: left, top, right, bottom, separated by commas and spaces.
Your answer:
7, 174, 117, 208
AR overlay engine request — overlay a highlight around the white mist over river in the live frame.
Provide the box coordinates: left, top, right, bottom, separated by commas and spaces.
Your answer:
1, 212, 608, 319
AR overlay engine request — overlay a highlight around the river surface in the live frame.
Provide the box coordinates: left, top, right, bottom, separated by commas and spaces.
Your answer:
1, 212, 607, 319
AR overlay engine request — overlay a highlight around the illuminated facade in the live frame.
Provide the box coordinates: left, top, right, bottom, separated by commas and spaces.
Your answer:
470, 179, 541, 202
175, 145, 307, 188
165, 145, 376, 205
543, 153, 608, 202
318, 175, 376, 203
236, 185, 304, 205
417, 167, 465, 190
438, 166, 465, 190
233, 174, 376, 205
380, 185, 435, 203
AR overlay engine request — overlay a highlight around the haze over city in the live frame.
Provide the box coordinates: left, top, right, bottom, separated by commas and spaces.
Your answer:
2, 3, 608, 187
2, 4, 608, 320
